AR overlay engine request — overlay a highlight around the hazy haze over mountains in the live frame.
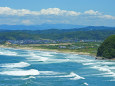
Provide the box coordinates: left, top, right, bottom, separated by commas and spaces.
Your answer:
0, 24, 85, 30
0, 24, 115, 31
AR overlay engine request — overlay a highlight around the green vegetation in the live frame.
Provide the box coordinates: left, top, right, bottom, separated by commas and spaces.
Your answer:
0, 32, 40, 40
97, 35, 115, 59
0, 29, 115, 40
4, 42, 101, 55
0, 28, 115, 58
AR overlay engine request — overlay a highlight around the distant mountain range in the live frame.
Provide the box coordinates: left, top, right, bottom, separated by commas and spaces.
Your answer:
0, 27, 115, 41
0, 24, 115, 31
0, 24, 115, 41
76, 26, 115, 31
0, 24, 85, 30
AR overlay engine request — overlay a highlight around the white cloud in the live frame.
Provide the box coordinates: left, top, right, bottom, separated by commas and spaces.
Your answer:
0, 7, 81, 16
0, 7, 114, 20
0, 7, 39, 16
84, 10, 101, 15
39, 8, 81, 16
84, 10, 115, 20
0, 7, 115, 26
98, 15, 115, 19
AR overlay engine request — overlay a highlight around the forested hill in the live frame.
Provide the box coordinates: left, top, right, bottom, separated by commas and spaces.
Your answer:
0, 28, 115, 40
97, 35, 115, 59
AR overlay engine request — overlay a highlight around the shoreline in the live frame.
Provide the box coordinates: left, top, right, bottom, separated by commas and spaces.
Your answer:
0, 44, 114, 60
0, 44, 91, 55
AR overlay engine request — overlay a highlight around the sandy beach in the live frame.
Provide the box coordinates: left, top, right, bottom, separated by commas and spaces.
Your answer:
0, 44, 114, 60
0, 44, 92, 55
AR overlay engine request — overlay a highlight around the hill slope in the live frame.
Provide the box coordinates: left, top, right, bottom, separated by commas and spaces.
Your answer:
97, 35, 115, 59
0, 29, 115, 40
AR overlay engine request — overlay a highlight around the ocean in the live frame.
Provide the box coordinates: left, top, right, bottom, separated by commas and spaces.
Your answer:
0, 48, 115, 86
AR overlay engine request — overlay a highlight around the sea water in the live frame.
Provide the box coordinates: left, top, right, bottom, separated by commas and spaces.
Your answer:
0, 48, 115, 86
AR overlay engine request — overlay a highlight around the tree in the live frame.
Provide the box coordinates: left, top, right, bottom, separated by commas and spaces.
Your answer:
97, 35, 115, 59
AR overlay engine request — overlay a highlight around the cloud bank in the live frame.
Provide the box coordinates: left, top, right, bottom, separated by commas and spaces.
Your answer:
0, 7, 81, 16
0, 7, 115, 26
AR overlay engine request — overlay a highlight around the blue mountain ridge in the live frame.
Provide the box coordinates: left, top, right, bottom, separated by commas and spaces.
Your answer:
0, 24, 115, 31
0, 24, 85, 30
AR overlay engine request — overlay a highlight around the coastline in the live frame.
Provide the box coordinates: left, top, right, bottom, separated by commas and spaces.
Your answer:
0, 44, 113, 60
0, 44, 90, 55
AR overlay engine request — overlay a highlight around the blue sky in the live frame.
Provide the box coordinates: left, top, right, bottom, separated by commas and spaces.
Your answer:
0, 0, 115, 26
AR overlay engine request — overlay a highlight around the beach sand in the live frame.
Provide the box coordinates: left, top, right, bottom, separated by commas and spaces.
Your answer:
0, 44, 114, 60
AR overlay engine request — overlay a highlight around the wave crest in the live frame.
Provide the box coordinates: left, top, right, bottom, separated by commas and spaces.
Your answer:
0, 69, 39, 76
0, 62, 30, 68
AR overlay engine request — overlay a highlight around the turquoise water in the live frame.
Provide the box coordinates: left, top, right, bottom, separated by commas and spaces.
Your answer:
0, 48, 115, 86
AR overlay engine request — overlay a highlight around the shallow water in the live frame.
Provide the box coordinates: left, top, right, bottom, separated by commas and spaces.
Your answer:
0, 48, 115, 86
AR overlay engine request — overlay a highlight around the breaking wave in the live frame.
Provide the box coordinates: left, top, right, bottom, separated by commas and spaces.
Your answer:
0, 50, 17, 56
28, 56, 48, 62
0, 69, 39, 76
83, 82, 88, 86
22, 76, 36, 80
38, 72, 85, 80
0, 62, 30, 68
39, 71, 63, 75
68, 72, 85, 80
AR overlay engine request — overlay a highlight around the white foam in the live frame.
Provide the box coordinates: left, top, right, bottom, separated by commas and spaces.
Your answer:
74, 58, 94, 63
103, 72, 115, 77
22, 76, 36, 80
46, 58, 69, 63
0, 69, 39, 76
69, 72, 85, 80
84, 82, 88, 85
29, 52, 53, 57
40, 52, 53, 56
51, 72, 85, 80
39, 71, 62, 75
27, 52, 95, 64
109, 67, 115, 70
96, 62, 115, 65
0, 51, 17, 56
26, 52, 49, 62
0, 62, 30, 68
91, 66, 111, 72
83, 63, 95, 65
28, 52, 37, 57
28, 56, 48, 62
90, 65, 115, 79
37, 72, 85, 81
28, 54, 70, 63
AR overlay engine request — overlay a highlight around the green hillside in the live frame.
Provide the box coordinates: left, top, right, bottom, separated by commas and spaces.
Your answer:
0, 29, 115, 40
97, 35, 115, 59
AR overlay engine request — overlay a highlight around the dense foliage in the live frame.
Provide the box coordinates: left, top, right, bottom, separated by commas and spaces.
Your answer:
0, 29, 115, 40
97, 35, 115, 59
